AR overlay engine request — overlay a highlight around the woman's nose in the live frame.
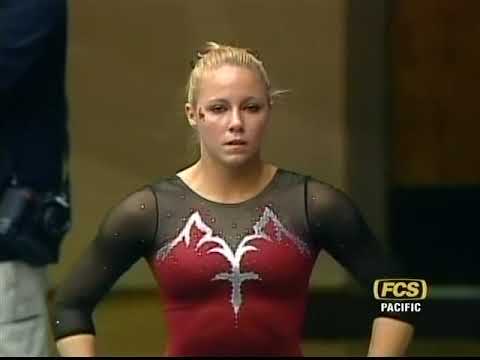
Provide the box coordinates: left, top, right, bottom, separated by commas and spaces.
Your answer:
228, 110, 244, 132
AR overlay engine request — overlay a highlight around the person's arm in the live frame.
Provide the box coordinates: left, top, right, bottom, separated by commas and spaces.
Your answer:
53, 186, 158, 356
368, 316, 414, 356
56, 334, 96, 357
305, 178, 415, 357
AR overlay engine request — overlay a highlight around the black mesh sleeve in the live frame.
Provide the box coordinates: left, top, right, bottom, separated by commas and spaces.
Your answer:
52, 186, 158, 340
305, 177, 415, 326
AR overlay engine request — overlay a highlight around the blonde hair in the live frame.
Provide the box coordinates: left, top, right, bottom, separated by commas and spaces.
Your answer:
186, 41, 288, 106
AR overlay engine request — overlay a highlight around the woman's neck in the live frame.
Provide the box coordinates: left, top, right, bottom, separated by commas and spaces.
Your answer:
178, 156, 278, 204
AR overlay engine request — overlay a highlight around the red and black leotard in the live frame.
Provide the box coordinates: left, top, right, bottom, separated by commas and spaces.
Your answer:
53, 168, 413, 356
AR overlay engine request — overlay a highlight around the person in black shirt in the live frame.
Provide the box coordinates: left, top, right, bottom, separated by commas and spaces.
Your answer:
0, 0, 71, 356
53, 42, 414, 356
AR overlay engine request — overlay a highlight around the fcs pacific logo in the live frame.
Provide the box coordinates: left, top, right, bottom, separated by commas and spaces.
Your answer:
374, 279, 427, 313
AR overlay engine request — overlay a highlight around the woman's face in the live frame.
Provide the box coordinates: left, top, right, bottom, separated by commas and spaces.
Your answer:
186, 64, 272, 168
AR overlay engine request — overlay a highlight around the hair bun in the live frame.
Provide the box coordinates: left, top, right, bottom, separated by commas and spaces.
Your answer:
189, 41, 263, 70
196, 41, 221, 59
190, 41, 221, 68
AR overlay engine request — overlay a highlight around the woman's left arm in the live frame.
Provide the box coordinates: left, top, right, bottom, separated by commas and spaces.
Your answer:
368, 316, 414, 356
305, 178, 416, 356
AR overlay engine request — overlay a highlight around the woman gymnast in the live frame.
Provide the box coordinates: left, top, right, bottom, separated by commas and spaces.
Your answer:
53, 41, 415, 356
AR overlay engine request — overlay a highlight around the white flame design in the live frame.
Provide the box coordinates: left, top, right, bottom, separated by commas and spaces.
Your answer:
156, 207, 310, 323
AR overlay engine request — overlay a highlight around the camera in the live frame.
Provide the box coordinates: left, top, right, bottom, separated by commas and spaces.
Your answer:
0, 185, 71, 264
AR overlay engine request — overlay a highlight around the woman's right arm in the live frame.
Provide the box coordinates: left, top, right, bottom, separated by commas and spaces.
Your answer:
53, 186, 158, 356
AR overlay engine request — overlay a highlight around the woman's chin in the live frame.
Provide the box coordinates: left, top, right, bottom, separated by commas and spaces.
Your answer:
220, 153, 258, 169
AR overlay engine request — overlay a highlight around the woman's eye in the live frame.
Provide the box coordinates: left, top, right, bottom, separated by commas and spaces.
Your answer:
245, 104, 261, 112
209, 105, 226, 113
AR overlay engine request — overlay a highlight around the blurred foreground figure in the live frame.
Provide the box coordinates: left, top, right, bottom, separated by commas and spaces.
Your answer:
0, 0, 71, 356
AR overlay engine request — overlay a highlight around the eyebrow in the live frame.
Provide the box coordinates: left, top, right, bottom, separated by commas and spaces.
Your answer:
206, 97, 263, 104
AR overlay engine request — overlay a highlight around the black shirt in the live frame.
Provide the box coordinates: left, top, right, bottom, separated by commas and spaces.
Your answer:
0, 0, 69, 192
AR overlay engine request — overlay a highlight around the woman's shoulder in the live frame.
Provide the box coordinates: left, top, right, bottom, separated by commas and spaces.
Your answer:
277, 167, 340, 192
103, 184, 158, 223
147, 173, 187, 198
275, 168, 357, 214
300, 176, 361, 221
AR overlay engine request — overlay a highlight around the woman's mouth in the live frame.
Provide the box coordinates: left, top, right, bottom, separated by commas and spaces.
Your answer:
224, 140, 247, 146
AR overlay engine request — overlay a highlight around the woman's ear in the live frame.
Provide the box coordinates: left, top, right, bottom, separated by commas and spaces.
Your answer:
185, 103, 197, 127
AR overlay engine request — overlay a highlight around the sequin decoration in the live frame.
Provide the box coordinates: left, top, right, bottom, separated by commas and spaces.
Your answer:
253, 206, 311, 257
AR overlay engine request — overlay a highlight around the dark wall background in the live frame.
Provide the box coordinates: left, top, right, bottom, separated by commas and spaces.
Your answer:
389, 0, 480, 285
